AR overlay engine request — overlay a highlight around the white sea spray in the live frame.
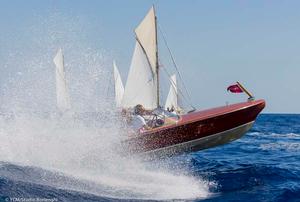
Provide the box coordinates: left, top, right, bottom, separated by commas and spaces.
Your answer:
0, 12, 213, 200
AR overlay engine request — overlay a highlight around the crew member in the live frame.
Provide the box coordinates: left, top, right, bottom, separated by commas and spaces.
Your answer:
131, 104, 151, 132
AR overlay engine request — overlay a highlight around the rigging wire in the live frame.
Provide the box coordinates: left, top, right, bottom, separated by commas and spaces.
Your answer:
159, 58, 194, 109
158, 23, 195, 110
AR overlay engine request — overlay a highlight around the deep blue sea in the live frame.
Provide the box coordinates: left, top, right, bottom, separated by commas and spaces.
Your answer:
1, 114, 300, 202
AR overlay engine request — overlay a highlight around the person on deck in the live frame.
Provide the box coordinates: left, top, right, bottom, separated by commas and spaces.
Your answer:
131, 104, 151, 132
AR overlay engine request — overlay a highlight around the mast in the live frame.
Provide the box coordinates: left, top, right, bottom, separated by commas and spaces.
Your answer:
154, 6, 159, 107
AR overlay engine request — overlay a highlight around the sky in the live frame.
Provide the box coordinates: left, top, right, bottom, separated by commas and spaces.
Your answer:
0, 0, 300, 113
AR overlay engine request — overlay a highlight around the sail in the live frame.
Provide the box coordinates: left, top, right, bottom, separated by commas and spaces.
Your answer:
113, 61, 124, 108
135, 6, 157, 74
165, 74, 178, 111
53, 48, 71, 111
122, 42, 157, 109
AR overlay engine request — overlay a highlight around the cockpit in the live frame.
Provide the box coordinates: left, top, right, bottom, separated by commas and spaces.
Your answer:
143, 107, 180, 129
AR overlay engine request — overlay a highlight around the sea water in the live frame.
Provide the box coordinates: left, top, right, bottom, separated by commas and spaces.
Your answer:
1, 112, 299, 201
0, 13, 299, 202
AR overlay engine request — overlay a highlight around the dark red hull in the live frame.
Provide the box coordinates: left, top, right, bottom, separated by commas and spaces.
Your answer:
125, 99, 265, 157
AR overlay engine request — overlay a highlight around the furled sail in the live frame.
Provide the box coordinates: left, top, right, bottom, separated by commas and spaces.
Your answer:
113, 60, 124, 108
122, 6, 158, 109
53, 48, 71, 111
165, 74, 179, 111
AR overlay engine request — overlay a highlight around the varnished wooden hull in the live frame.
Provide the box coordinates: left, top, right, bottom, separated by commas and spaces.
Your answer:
124, 99, 265, 157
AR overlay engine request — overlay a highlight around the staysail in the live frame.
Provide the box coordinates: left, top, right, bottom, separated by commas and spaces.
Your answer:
53, 48, 71, 111
165, 74, 179, 111
122, 6, 158, 109
113, 61, 124, 108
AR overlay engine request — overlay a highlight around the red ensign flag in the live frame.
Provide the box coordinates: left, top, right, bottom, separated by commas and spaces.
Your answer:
227, 84, 243, 93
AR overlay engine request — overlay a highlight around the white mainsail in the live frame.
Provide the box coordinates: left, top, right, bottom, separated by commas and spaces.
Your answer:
122, 42, 157, 109
165, 74, 179, 111
53, 48, 71, 111
113, 60, 124, 108
135, 6, 157, 73
122, 6, 158, 109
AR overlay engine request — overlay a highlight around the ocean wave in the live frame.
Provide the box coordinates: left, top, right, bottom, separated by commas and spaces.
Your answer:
0, 162, 213, 201
275, 187, 300, 202
0, 110, 213, 201
260, 142, 300, 152
269, 133, 300, 139
247, 132, 261, 136
247, 132, 300, 142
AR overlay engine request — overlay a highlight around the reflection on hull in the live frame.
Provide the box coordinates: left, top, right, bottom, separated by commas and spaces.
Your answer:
141, 121, 254, 159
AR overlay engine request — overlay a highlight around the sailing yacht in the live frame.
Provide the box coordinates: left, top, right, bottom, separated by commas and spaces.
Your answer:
53, 48, 71, 111
116, 6, 265, 158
